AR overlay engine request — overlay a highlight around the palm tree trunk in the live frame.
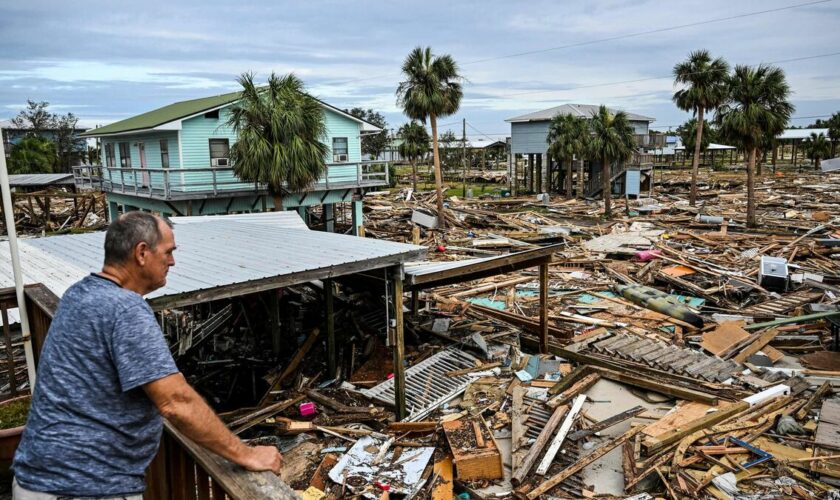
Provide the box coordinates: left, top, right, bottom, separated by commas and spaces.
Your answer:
429, 113, 445, 227
272, 192, 283, 213
577, 159, 585, 200
566, 158, 573, 199
816, 157, 821, 171
411, 159, 418, 192
690, 106, 704, 207
747, 147, 757, 228
602, 155, 611, 218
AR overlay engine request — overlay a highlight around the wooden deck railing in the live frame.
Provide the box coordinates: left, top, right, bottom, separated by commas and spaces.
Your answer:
0, 285, 55, 401
73, 162, 389, 201
11, 283, 299, 499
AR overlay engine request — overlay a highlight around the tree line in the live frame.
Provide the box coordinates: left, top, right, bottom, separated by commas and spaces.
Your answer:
3, 100, 92, 175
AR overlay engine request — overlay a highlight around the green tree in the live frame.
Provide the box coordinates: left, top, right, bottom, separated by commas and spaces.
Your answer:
438, 130, 459, 173
348, 108, 388, 160
54, 113, 86, 172
396, 46, 463, 224
8, 136, 56, 174
827, 111, 840, 158
10, 100, 55, 133
803, 132, 831, 171
397, 121, 430, 192
717, 64, 793, 227
676, 118, 717, 154
673, 50, 730, 206
227, 72, 328, 210
588, 106, 636, 218
547, 114, 589, 199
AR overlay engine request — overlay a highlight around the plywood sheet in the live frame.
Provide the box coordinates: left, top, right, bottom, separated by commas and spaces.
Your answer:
701, 321, 749, 356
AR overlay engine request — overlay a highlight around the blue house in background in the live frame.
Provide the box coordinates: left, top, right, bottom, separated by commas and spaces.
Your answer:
76, 91, 388, 234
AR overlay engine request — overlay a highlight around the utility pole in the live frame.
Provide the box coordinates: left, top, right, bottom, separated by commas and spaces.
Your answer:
462, 118, 467, 198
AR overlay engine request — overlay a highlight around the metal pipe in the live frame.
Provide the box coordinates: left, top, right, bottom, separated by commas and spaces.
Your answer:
0, 128, 38, 389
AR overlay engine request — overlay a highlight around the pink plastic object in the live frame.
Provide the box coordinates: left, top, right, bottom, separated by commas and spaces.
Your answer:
299, 402, 316, 417
635, 249, 662, 262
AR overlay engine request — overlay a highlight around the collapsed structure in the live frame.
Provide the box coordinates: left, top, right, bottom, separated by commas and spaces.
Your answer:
1, 166, 839, 499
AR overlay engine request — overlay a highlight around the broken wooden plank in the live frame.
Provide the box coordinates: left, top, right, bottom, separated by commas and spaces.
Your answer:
511, 404, 568, 486
536, 394, 587, 475
525, 425, 644, 499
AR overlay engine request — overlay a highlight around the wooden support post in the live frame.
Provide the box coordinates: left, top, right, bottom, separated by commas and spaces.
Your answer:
269, 290, 281, 356
539, 263, 549, 354
325, 278, 336, 379
410, 290, 419, 318
391, 267, 406, 420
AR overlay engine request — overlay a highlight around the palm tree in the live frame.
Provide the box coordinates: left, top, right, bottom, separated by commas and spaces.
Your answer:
673, 50, 730, 207
397, 121, 430, 192
396, 47, 463, 224
717, 65, 793, 228
804, 132, 831, 171
547, 114, 589, 199
827, 111, 840, 158
227, 72, 328, 211
588, 106, 636, 218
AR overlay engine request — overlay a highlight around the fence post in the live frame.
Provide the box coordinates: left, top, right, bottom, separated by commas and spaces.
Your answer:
164, 170, 171, 199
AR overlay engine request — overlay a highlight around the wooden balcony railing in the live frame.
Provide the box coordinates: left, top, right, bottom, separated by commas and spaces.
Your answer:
12, 283, 299, 498
73, 162, 389, 201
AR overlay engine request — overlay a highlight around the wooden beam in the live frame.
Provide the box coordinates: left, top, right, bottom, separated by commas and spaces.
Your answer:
392, 266, 407, 420
511, 404, 569, 486
732, 328, 780, 364
539, 263, 549, 354
536, 394, 587, 475
324, 279, 336, 378
524, 425, 644, 499
511, 386, 527, 474
641, 401, 749, 455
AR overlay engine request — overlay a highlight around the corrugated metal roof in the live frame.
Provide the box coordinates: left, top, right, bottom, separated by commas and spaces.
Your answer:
169, 211, 309, 230
778, 128, 830, 140
506, 103, 655, 123
8, 173, 75, 187
675, 143, 736, 151
0, 221, 425, 306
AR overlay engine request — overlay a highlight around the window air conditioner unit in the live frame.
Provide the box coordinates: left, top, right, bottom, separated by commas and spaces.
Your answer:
212, 158, 229, 167
333, 154, 348, 162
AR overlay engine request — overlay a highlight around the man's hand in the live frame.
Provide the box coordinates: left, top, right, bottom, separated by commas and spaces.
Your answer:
239, 445, 284, 474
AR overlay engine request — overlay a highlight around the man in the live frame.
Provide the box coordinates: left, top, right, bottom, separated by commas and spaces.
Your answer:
13, 212, 282, 499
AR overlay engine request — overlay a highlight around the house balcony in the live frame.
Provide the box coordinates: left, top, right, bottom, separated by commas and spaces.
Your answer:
72, 162, 389, 201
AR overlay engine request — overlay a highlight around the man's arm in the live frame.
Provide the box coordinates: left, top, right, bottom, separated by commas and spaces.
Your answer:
143, 372, 283, 473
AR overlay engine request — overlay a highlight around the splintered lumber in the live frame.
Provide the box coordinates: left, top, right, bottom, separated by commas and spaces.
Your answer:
548, 366, 591, 395
445, 362, 502, 377
642, 401, 749, 455
448, 276, 534, 298
511, 386, 527, 472
431, 455, 454, 500
568, 405, 645, 440
386, 421, 438, 433
536, 394, 587, 475
511, 404, 569, 486
230, 395, 305, 435
524, 425, 644, 499
442, 417, 503, 481
731, 328, 781, 364
547, 373, 599, 408
795, 381, 832, 420
259, 328, 320, 405
593, 366, 719, 405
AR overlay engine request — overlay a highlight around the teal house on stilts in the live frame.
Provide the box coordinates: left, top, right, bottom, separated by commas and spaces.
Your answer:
75, 91, 388, 234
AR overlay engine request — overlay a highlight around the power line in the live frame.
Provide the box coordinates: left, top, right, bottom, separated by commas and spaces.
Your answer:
474, 51, 840, 99
317, 0, 833, 88
462, 0, 833, 65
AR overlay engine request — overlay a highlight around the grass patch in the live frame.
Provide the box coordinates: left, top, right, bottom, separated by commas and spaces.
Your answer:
0, 396, 30, 429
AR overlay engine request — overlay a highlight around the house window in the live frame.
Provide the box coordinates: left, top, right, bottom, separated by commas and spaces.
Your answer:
332, 137, 348, 162
204, 109, 220, 119
104, 143, 115, 168
209, 139, 230, 167
118, 142, 131, 168
160, 139, 170, 168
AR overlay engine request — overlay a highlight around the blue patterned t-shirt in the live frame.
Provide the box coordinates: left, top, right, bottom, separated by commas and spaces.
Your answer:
13, 274, 179, 496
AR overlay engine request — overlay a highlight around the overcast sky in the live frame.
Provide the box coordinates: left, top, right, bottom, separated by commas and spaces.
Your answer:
2, 0, 838, 139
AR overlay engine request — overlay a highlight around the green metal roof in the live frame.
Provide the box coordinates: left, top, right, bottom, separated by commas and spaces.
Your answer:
80, 91, 242, 137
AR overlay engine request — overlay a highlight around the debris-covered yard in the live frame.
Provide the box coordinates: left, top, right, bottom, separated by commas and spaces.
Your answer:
184, 167, 840, 499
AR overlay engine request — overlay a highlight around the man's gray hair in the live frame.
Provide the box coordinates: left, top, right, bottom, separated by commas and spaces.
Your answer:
104, 212, 173, 266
